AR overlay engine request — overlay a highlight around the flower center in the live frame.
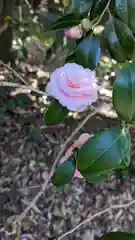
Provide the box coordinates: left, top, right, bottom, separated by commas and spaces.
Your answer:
67, 77, 80, 88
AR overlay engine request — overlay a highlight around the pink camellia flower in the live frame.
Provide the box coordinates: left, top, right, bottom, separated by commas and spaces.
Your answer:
46, 63, 98, 112
41, 133, 90, 181
65, 25, 83, 39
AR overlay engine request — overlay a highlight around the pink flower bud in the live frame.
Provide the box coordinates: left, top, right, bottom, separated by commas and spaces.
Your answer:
74, 170, 83, 178
42, 133, 90, 183
65, 25, 83, 39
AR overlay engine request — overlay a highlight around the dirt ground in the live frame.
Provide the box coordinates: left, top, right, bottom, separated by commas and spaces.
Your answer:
0, 51, 135, 240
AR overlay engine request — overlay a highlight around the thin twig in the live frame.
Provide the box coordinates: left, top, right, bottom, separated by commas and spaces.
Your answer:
23, 0, 32, 9
13, 108, 97, 224
93, 0, 112, 28
19, 5, 23, 22
58, 199, 135, 240
0, 61, 28, 85
0, 81, 48, 96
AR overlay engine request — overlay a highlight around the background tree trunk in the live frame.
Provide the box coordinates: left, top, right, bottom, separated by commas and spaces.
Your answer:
0, 0, 42, 63
0, 0, 14, 62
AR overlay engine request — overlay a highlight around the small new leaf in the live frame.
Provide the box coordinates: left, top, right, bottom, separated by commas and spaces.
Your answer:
44, 99, 69, 125
52, 156, 76, 186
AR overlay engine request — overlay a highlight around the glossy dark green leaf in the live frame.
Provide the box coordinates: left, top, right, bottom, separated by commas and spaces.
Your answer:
90, 0, 107, 21
75, 33, 100, 70
100, 232, 135, 240
71, 0, 93, 18
52, 156, 76, 186
45, 13, 80, 31
77, 127, 131, 175
114, 0, 135, 31
44, 99, 69, 125
103, 17, 135, 62
128, 0, 135, 31
114, 0, 128, 24
113, 62, 135, 123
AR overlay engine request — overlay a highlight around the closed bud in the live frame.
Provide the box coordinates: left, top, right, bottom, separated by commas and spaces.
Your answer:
65, 25, 83, 39
93, 25, 104, 35
81, 18, 92, 32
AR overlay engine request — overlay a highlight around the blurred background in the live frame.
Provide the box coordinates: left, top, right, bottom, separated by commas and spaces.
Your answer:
0, 1, 135, 240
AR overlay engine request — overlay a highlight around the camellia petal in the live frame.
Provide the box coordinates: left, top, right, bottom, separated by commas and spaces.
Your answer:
46, 63, 98, 112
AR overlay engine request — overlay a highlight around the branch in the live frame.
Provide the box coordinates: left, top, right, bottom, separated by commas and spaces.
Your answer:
23, 0, 32, 9
0, 81, 48, 96
58, 199, 135, 240
0, 61, 28, 85
93, 0, 112, 28
13, 108, 97, 224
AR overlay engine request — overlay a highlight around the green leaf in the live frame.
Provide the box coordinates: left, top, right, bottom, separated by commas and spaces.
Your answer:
100, 232, 135, 240
44, 99, 69, 125
81, 171, 109, 183
120, 130, 131, 168
114, 0, 128, 25
103, 17, 135, 62
52, 156, 76, 186
114, 0, 135, 31
71, 0, 93, 18
75, 33, 100, 70
45, 13, 80, 31
113, 62, 135, 123
128, 0, 135, 31
77, 127, 131, 175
